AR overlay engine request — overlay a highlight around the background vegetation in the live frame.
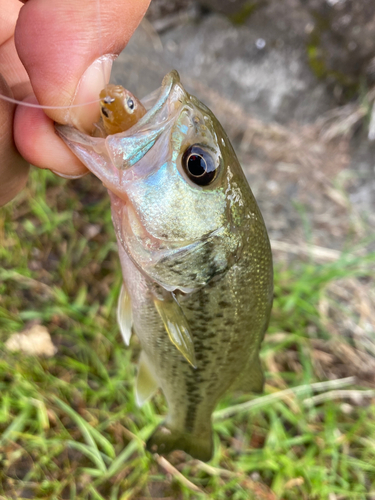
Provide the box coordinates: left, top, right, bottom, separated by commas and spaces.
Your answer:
1, 168, 374, 499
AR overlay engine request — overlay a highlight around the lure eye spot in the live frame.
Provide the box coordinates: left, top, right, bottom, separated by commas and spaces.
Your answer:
127, 98, 135, 110
101, 106, 109, 118
182, 145, 218, 186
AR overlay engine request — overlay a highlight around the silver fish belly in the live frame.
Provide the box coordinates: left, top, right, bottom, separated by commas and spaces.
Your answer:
56, 70, 273, 462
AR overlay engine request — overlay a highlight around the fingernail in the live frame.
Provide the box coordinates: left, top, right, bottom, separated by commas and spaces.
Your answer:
51, 170, 88, 180
68, 54, 116, 133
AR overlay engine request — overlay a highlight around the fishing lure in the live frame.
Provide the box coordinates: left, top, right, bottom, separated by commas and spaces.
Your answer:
97, 84, 146, 136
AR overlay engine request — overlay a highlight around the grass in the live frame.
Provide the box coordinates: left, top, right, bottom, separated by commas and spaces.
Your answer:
0, 168, 375, 499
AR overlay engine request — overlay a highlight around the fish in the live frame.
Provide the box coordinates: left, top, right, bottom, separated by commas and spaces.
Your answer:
56, 70, 273, 462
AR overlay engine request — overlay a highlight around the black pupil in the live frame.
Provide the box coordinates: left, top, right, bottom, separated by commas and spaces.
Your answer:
188, 154, 206, 177
182, 145, 218, 186
127, 98, 134, 110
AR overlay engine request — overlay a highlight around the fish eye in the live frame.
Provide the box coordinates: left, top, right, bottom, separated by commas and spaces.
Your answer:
182, 145, 218, 186
127, 98, 135, 111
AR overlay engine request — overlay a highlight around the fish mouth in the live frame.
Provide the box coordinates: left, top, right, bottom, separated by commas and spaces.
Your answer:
140, 70, 183, 121
57, 71, 208, 268
55, 70, 187, 177
104, 70, 189, 171
55, 70, 191, 219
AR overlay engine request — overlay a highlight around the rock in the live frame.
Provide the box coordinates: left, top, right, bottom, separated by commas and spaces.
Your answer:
301, 0, 375, 95
197, 0, 260, 19
147, 0, 261, 20
5, 325, 57, 357
146, 0, 196, 23
144, 0, 375, 100
348, 132, 375, 229
114, 7, 334, 125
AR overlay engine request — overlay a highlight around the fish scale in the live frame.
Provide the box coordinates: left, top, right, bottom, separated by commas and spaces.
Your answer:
56, 70, 273, 461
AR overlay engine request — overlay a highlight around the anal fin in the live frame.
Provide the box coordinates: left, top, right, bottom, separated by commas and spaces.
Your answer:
231, 356, 264, 394
135, 351, 159, 407
153, 293, 196, 368
117, 283, 132, 345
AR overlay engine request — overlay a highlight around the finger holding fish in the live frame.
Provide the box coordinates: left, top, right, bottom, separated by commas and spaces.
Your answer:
0, 75, 29, 206
11, 0, 150, 178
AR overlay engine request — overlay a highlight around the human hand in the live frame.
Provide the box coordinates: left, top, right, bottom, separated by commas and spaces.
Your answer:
0, 0, 150, 206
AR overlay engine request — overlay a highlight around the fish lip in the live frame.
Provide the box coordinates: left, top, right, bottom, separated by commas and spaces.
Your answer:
56, 71, 188, 177
110, 70, 182, 137
138, 70, 182, 126
104, 71, 189, 171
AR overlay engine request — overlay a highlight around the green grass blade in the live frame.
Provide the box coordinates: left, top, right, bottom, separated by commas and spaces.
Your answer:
52, 396, 108, 472
65, 441, 107, 474
0, 407, 30, 446
105, 424, 155, 479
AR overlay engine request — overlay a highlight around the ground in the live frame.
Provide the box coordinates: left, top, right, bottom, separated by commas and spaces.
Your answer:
1, 1, 375, 499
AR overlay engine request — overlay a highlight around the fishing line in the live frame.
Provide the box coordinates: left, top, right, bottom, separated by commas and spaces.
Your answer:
0, 0, 106, 111
0, 94, 101, 109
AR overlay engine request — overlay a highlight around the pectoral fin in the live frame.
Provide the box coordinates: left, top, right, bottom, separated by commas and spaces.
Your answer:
231, 356, 264, 394
117, 283, 133, 345
136, 351, 159, 407
153, 293, 197, 368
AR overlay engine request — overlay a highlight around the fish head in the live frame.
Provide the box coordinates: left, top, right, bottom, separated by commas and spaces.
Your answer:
56, 71, 259, 293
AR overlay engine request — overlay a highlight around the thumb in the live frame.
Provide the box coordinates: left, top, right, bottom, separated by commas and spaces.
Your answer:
15, 0, 150, 132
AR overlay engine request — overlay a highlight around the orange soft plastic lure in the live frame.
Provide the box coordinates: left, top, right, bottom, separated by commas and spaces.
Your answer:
99, 84, 146, 135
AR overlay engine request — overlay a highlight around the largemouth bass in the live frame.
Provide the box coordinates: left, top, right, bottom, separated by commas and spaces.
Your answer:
56, 70, 273, 462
